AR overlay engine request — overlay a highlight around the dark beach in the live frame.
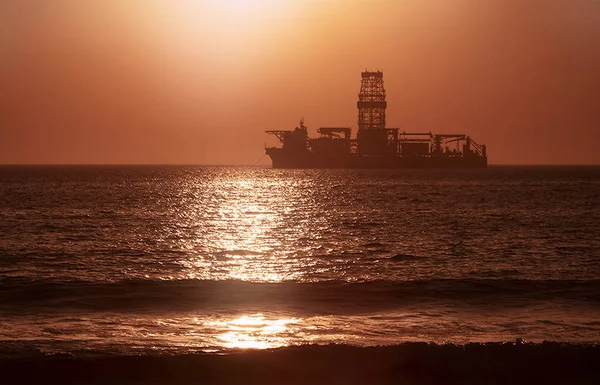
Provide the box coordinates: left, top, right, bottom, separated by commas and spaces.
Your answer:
4, 343, 600, 385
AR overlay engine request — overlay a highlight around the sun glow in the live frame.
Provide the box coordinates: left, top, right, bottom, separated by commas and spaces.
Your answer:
165, 0, 297, 74
177, 0, 291, 25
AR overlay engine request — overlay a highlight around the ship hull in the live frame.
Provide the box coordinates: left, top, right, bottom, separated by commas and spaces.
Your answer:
266, 148, 487, 169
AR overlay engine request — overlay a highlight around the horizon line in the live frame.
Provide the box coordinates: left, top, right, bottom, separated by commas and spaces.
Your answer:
1, 163, 600, 167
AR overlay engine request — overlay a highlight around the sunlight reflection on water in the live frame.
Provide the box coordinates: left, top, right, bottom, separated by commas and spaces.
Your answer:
209, 314, 300, 349
174, 169, 326, 283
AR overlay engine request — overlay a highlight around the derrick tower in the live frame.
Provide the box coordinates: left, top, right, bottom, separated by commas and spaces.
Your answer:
357, 71, 387, 131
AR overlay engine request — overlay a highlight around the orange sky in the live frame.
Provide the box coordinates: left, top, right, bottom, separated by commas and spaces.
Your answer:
1, 0, 599, 165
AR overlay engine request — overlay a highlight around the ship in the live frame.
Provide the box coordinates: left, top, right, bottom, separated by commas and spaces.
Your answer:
265, 71, 487, 169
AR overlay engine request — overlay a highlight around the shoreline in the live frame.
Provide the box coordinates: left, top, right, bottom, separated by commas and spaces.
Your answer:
3, 342, 600, 385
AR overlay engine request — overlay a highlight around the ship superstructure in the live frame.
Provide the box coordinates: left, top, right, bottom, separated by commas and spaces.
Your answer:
266, 71, 487, 169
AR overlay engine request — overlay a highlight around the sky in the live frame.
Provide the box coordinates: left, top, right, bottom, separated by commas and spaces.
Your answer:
1, 0, 599, 165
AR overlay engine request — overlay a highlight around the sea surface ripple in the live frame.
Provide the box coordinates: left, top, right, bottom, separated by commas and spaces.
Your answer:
1, 165, 599, 355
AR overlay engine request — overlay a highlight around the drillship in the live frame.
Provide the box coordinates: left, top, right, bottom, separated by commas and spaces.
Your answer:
265, 71, 487, 169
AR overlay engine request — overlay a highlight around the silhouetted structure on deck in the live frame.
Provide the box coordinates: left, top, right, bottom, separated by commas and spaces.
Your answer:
266, 71, 487, 168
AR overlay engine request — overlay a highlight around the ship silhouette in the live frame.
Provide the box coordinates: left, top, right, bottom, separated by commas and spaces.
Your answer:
266, 71, 487, 168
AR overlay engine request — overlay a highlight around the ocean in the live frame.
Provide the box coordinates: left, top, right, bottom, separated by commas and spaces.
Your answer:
1, 165, 600, 384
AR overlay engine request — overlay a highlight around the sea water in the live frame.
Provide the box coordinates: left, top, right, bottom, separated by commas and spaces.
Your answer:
1, 165, 599, 357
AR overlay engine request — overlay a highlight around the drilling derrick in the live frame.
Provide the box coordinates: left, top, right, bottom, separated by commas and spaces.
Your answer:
357, 71, 391, 155
357, 71, 387, 131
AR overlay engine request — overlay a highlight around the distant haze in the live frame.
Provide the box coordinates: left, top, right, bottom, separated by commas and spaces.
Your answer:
1, 0, 599, 165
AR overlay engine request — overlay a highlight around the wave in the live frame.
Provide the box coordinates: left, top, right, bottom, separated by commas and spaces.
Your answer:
1, 343, 600, 385
1, 278, 599, 314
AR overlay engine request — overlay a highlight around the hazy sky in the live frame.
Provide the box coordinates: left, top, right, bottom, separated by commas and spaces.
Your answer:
1, 0, 599, 165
